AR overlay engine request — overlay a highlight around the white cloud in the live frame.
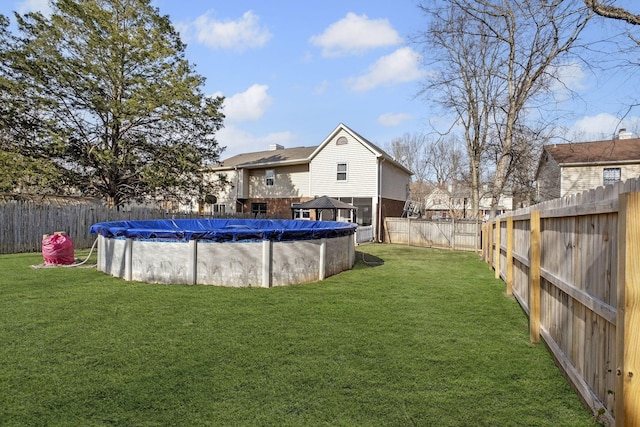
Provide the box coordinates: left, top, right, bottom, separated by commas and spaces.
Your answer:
553, 62, 587, 92
173, 21, 191, 43
17, 0, 52, 15
568, 113, 640, 139
217, 127, 297, 158
347, 47, 427, 92
193, 10, 272, 51
310, 12, 402, 57
549, 62, 587, 102
378, 112, 413, 127
215, 84, 272, 123
314, 80, 329, 95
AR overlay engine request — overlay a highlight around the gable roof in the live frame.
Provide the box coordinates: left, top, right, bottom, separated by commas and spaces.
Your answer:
209, 123, 413, 175
543, 138, 640, 165
310, 123, 413, 175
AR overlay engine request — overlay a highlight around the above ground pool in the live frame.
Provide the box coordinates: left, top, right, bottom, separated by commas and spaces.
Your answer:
89, 218, 357, 287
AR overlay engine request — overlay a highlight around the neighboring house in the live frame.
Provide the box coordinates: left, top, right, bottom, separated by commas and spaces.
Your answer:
478, 191, 513, 220
536, 130, 640, 202
205, 123, 412, 241
422, 185, 513, 220
423, 187, 470, 220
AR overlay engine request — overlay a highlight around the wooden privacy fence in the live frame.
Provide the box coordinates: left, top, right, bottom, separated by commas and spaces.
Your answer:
483, 177, 640, 426
384, 218, 481, 251
0, 200, 250, 254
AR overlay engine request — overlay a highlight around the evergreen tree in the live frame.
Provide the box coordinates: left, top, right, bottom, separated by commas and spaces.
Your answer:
1, 0, 225, 208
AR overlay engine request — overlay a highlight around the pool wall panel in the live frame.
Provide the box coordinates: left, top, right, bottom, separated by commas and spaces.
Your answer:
270, 240, 323, 287
96, 234, 355, 287
131, 240, 190, 284
196, 242, 262, 287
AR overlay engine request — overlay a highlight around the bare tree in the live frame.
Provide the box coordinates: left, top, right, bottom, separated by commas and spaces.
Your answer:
584, 1, 640, 25
419, 0, 592, 218
426, 135, 465, 186
418, 2, 501, 219
388, 131, 468, 209
485, 123, 548, 207
388, 132, 429, 183
387, 132, 432, 204
463, 0, 591, 217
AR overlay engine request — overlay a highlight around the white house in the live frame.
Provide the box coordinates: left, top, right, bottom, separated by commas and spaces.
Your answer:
206, 123, 412, 241
422, 186, 513, 220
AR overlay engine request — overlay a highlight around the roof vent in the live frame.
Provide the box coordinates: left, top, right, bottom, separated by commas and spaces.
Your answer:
618, 128, 633, 139
269, 144, 284, 151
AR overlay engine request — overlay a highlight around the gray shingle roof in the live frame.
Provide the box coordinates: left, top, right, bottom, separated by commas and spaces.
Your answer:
293, 196, 357, 210
214, 146, 316, 169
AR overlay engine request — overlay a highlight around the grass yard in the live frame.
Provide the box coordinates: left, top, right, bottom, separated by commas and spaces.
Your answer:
0, 244, 597, 426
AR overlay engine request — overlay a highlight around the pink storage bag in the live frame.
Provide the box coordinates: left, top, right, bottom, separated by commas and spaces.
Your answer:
42, 232, 75, 265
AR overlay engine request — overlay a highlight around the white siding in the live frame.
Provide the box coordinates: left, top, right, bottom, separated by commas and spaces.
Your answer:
310, 130, 378, 197
249, 164, 309, 198
381, 161, 410, 201
206, 171, 236, 206
561, 164, 640, 197
205, 170, 237, 209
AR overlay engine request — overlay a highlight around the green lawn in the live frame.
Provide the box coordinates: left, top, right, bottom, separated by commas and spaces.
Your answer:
0, 244, 597, 426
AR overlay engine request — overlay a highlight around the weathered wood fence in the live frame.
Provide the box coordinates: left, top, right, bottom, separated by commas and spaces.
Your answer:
0, 200, 248, 254
483, 177, 640, 426
384, 218, 481, 251
1, 199, 373, 254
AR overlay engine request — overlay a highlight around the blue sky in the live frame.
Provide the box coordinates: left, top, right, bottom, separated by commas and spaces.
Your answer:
2, 0, 640, 160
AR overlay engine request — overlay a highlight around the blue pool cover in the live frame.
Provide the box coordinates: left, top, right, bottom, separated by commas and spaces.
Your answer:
89, 219, 357, 242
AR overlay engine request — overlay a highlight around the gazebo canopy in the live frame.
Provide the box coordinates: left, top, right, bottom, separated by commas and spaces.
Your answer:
291, 196, 357, 221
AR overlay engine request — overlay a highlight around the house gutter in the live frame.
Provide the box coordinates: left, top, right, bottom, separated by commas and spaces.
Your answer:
559, 159, 640, 167
377, 157, 385, 243
234, 166, 243, 213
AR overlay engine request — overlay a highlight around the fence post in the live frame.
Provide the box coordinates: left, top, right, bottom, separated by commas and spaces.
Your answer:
484, 222, 488, 261
125, 238, 133, 282
529, 210, 541, 344
616, 192, 640, 426
452, 216, 456, 251
487, 221, 493, 266
319, 239, 326, 281
481, 224, 486, 261
188, 240, 197, 285
506, 216, 513, 296
495, 218, 501, 280
262, 239, 272, 288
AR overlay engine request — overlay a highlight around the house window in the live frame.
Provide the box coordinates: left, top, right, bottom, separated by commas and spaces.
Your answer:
337, 163, 348, 181
251, 202, 267, 216
265, 169, 275, 186
293, 209, 310, 220
603, 167, 621, 186
212, 204, 226, 214
336, 136, 348, 145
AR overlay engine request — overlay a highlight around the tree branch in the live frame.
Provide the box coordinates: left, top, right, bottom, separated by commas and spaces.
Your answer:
583, 0, 640, 25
